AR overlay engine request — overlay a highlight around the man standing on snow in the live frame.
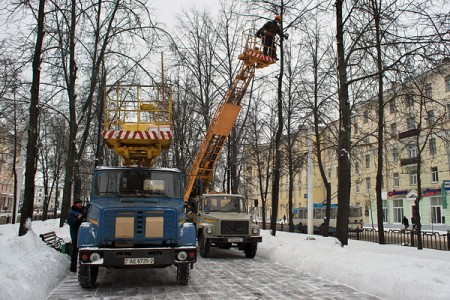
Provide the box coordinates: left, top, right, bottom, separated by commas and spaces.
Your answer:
67, 200, 87, 272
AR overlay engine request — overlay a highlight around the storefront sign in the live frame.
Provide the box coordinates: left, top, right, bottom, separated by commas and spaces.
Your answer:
388, 190, 408, 198
422, 187, 442, 197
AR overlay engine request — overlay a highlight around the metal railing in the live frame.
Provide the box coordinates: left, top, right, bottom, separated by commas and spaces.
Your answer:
348, 228, 450, 251
266, 223, 449, 251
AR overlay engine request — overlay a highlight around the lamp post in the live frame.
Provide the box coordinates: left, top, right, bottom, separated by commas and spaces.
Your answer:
307, 129, 313, 235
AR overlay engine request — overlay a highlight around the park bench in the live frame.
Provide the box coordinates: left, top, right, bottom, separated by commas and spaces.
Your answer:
39, 231, 70, 254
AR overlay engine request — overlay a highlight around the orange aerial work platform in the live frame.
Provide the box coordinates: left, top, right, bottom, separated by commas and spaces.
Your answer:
184, 29, 277, 202
102, 84, 173, 166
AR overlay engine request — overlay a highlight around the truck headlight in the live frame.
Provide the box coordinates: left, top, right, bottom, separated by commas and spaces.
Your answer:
90, 252, 101, 262
206, 227, 213, 234
252, 228, 259, 235
177, 251, 187, 261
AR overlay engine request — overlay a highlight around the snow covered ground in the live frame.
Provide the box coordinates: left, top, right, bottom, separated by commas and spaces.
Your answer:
1, 219, 449, 300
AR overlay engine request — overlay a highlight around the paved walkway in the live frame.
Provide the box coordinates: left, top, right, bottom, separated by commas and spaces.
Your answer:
48, 248, 382, 300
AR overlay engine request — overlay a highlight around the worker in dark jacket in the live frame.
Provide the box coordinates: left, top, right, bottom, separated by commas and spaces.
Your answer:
67, 200, 87, 272
256, 15, 288, 58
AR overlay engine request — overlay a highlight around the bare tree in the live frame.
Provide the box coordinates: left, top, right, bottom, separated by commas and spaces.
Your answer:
246, 91, 277, 230
282, 41, 310, 232
40, 0, 161, 226
18, 0, 46, 236
0, 52, 27, 225
170, 7, 229, 192
298, 9, 338, 236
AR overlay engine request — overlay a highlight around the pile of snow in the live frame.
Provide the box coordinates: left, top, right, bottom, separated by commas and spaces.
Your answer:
1, 219, 449, 300
0, 219, 70, 300
258, 230, 450, 300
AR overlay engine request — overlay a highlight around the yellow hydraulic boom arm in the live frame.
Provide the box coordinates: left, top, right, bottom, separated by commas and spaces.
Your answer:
184, 29, 277, 202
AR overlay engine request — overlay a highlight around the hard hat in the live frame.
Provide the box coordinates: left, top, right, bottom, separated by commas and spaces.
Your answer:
275, 15, 281, 22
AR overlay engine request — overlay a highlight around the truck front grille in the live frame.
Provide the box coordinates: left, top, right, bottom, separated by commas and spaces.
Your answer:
221, 221, 248, 235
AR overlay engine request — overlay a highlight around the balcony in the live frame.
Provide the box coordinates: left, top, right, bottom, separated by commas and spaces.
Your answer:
398, 128, 418, 140
400, 157, 420, 166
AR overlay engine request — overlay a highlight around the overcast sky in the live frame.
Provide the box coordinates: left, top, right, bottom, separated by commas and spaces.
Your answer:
155, 0, 221, 29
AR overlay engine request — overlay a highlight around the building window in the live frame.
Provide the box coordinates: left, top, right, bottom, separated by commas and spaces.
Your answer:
393, 199, 404, 223
393, 172, 399, 187
445, 76, 450, 92
365, 154, 370, 168
425, 83, 432, 98
406, 94, 414, 107
429, 137, 437, 155
408, 143, 417, 158
389, 99, 396, 113
366, 177, 371, 190
409, 171, 417, 185
431, 167, 439, 183
431, 197, 443, 224
427, 109, 435, 126
364, 136, 370, 144
406, 115, 415, 130
390, 123, 397, 136
393, 147, 399, 162
382, 200, 388, 223
356, 183, 360, 193
447, 103, 450, 120
363, 111, 369, 123
355, 161, 360, 175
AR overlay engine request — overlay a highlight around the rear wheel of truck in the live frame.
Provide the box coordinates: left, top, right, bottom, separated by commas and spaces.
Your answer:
78, 264, 99, 288
244, 242, 257, 258
176, 263, 190, 285
198, 233, 211, 258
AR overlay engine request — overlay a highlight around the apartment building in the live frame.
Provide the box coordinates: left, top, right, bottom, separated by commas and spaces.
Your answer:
30, 185, 62, 213
0, 135, 16, 212
244, 62, 450, 228
244, 129, 334, 222
353, 63, 450, 228
0, 150, 14, 212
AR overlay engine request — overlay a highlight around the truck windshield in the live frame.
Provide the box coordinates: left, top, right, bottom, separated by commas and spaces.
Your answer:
94, 170, 182, 198
204, 196, 246, 213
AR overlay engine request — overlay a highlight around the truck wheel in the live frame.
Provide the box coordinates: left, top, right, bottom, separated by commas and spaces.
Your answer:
244, 242, 257, 258
198, 234, 210, 258
78, 264, 99, 288
176, 263, 190, 285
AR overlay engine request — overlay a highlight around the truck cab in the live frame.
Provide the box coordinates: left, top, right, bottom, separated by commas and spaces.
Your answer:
188, 194, 261, 258
77, 167, 197, 287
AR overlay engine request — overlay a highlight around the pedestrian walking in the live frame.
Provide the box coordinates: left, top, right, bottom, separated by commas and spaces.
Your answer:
402, 216, 409, 231
67, 200, 87, 272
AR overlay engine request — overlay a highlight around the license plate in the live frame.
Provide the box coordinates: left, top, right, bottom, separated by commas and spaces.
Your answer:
124, 258, 154, 265
228, 237, 243, 243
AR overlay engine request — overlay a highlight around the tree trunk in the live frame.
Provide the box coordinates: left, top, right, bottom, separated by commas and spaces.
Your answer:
373, 0, 386, 244
270, 19, 285, 236
19, 0, 46, 236
335, 0, 351, 246
59, 0, 78, 227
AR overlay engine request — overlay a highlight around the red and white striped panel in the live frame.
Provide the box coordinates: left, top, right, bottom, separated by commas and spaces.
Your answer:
247, 49, 276, 63
102, 128, 173, 140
